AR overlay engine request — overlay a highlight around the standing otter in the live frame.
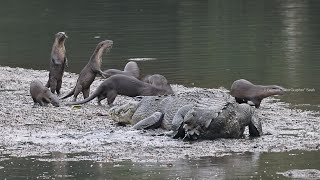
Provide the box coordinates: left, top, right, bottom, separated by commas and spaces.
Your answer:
61, 40, 113, 101
230, 79, 285, 108
65, 74, 174, 106
46, 32, 68, 95
103, 61, 140, 79
30, 80, 60, 107
142, 74, 174, 94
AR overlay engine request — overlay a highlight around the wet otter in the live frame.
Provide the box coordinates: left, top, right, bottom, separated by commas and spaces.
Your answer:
61, 40, 113, 101
46, 32, 68, 95
65, 74, 174, 106
103, 61, 140, 79
30, 80, 60, 107
230, 79, 285, 108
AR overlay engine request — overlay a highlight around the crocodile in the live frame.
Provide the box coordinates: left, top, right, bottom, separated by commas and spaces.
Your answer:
109, 88, 262, 139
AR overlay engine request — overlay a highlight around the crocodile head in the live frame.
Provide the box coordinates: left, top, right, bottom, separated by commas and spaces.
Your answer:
108, 101, 139, 124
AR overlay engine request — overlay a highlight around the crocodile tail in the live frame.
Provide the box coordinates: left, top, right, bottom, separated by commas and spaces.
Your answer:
60, 88, 75, 99
65, 90, 99, 106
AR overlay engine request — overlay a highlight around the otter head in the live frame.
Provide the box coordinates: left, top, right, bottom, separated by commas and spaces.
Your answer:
45, 89, 60, 107
143, 74, 169, 87
50, 96, 60, 107
266, 85, 285, 96
94, 40, 113, 60
55, 32, 68, 44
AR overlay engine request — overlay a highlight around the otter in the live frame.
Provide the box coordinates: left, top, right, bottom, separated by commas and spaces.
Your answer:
142, 74, 174, 94
61, 40, 113, 101
30, 80, 60, 107
230, 79, 285, 108
103, 61, 140, 79
65, 74, 174, 106
46, 32, 68, 95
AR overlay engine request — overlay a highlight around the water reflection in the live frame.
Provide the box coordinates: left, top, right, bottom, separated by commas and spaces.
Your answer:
0, 152, 259, 179
0, 151, 319, 179
281, 0, 307, 87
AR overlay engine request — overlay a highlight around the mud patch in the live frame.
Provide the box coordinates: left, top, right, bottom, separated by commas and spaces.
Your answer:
0, 66, 319, 162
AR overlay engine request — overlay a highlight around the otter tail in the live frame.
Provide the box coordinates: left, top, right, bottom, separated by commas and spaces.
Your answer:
124, 61, 140, 79
65, 91, 99, 106
60, 88, 75, 99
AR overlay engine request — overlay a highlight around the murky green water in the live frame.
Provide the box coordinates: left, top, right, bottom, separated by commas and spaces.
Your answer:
0, 0, 319, 178
0, 151, 319, 179
0, 0, 319, 109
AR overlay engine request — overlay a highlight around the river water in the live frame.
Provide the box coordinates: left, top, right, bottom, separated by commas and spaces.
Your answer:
0, 0, 319, 179
0, 151, 319, 179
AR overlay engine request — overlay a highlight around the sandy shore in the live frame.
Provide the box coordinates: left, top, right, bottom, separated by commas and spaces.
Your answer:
0, 66, 319, 162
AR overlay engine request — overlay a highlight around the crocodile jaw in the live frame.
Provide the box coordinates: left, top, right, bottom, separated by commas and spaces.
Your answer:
108, 102, 139, 124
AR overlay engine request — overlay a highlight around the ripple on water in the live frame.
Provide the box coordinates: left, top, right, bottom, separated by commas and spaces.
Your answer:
127, 58, 157, 61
